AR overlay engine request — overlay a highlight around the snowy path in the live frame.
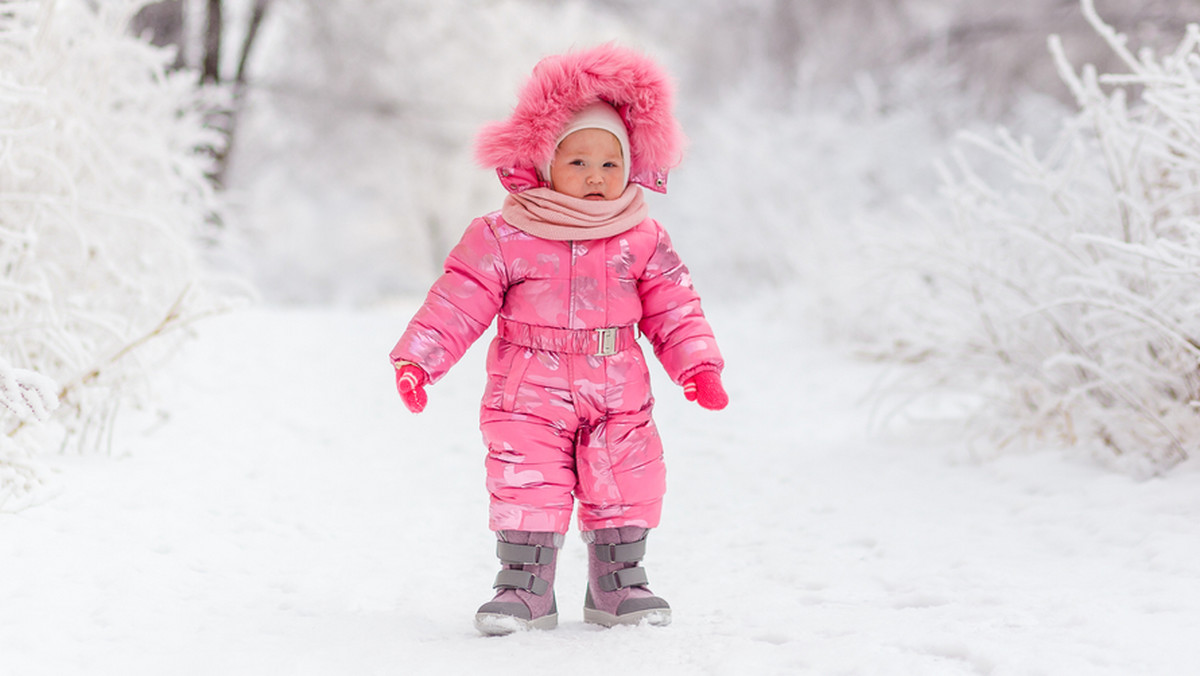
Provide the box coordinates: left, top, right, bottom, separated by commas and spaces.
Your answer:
4, 303, 1200, 675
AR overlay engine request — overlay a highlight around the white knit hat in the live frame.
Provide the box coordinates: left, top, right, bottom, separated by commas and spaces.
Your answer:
541, 100, 631, 189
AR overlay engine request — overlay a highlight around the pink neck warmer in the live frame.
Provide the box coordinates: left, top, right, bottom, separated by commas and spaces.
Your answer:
501, 185, 648, 241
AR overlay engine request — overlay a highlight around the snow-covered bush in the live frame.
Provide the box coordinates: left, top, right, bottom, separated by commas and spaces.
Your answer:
867, 0, 1200, 474
1, 0, 229, 508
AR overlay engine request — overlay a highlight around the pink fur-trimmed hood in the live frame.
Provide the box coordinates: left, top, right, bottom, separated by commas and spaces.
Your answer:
475, 44, 686, 194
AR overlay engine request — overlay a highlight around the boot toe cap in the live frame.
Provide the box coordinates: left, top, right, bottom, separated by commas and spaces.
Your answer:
476, 601, 532, 620
617, 595, 670, 616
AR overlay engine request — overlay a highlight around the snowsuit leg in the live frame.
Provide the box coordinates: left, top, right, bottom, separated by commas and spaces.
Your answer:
480, 339, 665, 534
573, 404, 666, 531
481, 407, 579, 534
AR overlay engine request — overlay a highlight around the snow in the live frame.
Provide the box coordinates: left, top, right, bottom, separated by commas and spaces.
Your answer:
4, 301, 1200, 675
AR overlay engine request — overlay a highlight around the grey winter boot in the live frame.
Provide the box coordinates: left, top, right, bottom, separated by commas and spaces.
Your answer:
583, 527, 671, 627
474, 530, 562, 636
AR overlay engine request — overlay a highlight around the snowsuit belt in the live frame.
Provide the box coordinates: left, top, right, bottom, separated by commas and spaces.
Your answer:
497, 318, 638, 356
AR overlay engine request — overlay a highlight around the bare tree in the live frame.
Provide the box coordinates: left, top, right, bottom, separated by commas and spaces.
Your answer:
131, 0, 273, 187
203, 0, 271, 185
235, 0, 270, 86
131, 0, 185, 69
201, 0, 221, 84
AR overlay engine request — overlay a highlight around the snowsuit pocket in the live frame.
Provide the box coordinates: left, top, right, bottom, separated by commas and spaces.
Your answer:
500, 349, 533, 412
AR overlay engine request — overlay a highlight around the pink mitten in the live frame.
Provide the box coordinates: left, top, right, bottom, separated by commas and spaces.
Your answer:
683, 370, 728, 411
394, 363, 429, 413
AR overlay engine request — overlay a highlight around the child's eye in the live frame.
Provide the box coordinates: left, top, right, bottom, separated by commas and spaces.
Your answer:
604, 162, 619, 168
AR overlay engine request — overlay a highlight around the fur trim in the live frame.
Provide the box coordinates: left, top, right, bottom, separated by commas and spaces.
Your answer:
475, 44, 685, 193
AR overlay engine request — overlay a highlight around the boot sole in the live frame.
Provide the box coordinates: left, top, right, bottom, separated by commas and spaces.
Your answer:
474, 611, 559, 636
583, 607, 672, 628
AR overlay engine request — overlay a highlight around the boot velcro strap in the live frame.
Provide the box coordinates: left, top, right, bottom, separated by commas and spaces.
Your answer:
497, 541, 556, 565
493, 569, 551, 596
593, 539, 646, 564
596, 566, 648, 592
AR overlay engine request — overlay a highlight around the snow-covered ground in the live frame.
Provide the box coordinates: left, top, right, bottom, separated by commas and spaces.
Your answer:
3, 300, 1200, 675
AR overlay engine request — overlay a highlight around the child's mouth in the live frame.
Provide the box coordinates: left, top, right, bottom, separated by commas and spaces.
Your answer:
584, 192, 605, 200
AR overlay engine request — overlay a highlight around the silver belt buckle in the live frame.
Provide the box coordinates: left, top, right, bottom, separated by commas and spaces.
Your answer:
595, 327, 618, 356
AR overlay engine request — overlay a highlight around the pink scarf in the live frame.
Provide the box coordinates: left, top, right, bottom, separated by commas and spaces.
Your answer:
501, 185, 648, 241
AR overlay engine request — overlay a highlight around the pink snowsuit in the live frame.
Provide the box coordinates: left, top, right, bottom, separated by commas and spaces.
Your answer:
390, 44, 722, 534
390, 210, 722, 533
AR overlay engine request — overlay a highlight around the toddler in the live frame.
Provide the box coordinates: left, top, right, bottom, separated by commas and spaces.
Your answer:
389, 44, 727, 636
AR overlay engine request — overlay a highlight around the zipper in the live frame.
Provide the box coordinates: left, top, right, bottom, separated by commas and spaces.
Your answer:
567, 240, 577, 328
566, 240, 585, 420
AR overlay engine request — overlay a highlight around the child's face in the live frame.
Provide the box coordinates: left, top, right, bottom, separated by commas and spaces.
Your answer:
549, 129, 625, 201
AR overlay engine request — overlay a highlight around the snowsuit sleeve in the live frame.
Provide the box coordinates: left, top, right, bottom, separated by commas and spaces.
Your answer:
637, 221, 724, 385
389, 217, 507, 383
